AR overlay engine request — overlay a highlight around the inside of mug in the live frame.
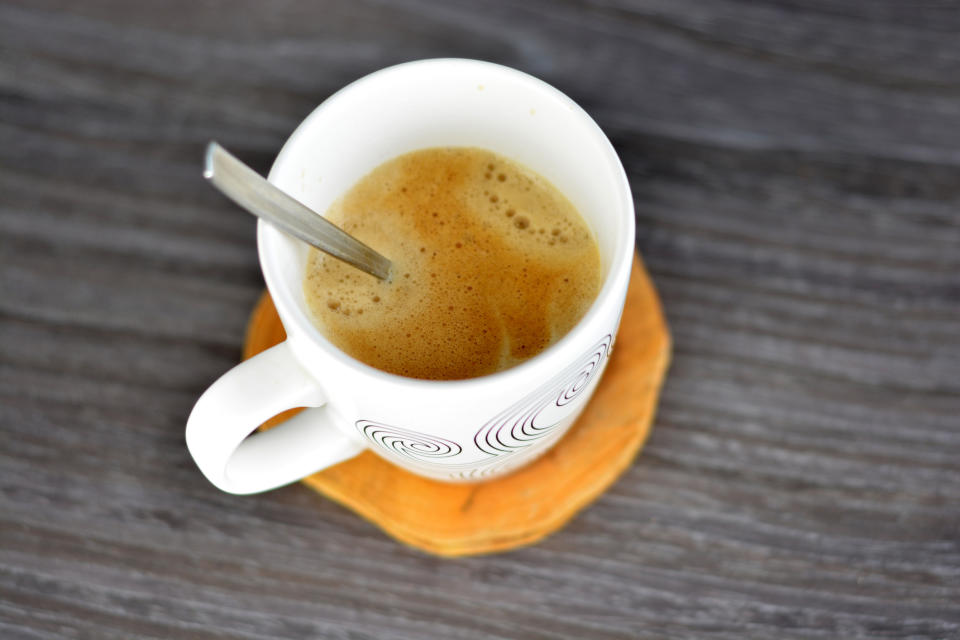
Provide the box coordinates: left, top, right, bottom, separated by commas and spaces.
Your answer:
261, 59, 632, 355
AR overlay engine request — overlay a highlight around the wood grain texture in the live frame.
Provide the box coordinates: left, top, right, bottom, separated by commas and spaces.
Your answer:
0, 1, 958, 638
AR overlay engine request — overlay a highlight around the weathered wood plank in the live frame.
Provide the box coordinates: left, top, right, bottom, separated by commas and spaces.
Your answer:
1, 0, 958, 638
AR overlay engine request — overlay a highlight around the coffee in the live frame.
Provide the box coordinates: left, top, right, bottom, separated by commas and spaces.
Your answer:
303, 147, 601, 380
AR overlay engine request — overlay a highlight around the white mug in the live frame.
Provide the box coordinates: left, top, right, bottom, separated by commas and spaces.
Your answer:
186, 59, 635, 494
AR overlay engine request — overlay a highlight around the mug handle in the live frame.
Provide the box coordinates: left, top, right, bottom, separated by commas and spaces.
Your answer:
185, 341, 364, 494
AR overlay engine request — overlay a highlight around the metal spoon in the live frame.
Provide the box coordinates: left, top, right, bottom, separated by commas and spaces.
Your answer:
203, 141, 392, 280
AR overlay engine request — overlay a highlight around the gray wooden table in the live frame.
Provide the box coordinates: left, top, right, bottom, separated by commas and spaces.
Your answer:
2, 2, 959, 638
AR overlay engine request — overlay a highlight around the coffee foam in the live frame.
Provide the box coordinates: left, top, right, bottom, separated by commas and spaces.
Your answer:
303, 147, 601, 380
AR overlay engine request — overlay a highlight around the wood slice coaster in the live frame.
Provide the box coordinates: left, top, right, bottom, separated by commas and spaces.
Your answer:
244, 255, 670, 556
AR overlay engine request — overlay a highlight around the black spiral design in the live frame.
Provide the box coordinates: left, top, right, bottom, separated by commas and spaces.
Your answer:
448, 464, 508, 482
474, 334, 612, 456
444, 456, 523, 481
357, 420, 462, 461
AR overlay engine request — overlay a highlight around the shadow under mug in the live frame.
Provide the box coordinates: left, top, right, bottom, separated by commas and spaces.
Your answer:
186, 59, 635, 494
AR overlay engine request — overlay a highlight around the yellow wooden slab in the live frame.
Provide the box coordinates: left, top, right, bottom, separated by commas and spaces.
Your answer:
245, 255, 670, 556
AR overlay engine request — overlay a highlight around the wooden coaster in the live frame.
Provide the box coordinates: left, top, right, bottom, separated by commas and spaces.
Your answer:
245, 255, 670, 556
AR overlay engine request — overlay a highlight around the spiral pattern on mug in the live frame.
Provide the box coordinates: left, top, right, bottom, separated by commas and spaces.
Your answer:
447, 460, 516, 481
357, 420, 462, 461
474, 334, 612, 456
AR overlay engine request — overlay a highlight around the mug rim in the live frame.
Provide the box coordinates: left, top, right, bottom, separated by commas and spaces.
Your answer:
259, 58, 634, 390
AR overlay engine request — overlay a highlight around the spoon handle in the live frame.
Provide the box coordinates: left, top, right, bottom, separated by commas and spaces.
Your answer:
204, 142, 392, 281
